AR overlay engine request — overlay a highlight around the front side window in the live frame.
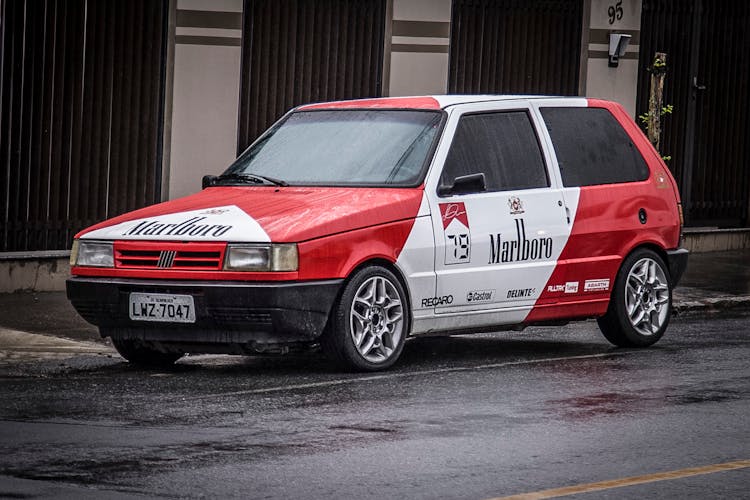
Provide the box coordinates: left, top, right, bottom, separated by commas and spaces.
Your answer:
439, 111, 549, 194
223, 109, 444, 186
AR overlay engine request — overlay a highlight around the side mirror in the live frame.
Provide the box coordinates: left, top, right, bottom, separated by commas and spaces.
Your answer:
437, 173, 486, 196
202, 175, 217, 189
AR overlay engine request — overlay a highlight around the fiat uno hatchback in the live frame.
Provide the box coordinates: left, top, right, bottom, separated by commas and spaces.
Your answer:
67, 96, 688, 371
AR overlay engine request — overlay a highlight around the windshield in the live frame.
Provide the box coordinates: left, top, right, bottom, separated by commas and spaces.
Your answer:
223, 109, 444, 186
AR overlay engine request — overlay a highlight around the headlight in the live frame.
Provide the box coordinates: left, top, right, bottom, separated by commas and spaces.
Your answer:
70, 239, 80, 266
224, 244, 298, 271
74, 240, 114, 267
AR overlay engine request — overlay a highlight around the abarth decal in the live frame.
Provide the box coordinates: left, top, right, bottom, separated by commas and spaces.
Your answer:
584, 279, 610, 292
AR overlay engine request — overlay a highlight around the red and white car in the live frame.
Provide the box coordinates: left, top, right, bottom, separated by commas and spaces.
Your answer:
67, 95, 688, 371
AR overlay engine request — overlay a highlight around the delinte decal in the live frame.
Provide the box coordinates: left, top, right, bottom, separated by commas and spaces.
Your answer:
125, 217, 231, 238
507, 288, 536, 299
488, 219, 553, 264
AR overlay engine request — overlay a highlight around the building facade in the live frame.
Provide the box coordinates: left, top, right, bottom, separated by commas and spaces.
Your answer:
1, 0, 748, 253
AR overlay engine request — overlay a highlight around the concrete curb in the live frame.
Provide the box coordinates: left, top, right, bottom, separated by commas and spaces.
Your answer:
673, 295, 750, 316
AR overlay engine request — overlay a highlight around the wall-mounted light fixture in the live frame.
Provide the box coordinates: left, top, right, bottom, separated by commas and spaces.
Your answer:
608, 33, 631, 68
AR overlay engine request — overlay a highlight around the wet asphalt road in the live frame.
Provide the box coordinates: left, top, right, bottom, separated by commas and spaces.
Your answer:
0, 315, 748, 499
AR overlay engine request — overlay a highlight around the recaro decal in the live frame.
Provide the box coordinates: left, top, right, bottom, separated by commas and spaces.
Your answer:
439, 202, 471, 265
421, 295, 454, 307
488, 219, 553, 264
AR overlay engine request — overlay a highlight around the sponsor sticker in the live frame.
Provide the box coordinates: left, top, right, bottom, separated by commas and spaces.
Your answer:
422, 295, 454, 307
488, 219, 553, 264
439, 202, 471, 265
584, 279, 610, 292
508, 196, 525, 215
506, 288, 536, 299
565, 281, 579, 293
467, 289, 495, 302
81, 205, 270, 242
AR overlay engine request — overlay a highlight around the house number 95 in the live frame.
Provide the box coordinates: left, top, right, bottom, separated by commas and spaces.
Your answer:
608, 0, 623, 24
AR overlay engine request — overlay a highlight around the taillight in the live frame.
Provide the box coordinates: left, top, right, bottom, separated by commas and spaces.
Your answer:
677, 203, 684, 227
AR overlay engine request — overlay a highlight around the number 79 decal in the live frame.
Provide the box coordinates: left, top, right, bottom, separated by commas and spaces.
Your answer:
440, 202, 472, 265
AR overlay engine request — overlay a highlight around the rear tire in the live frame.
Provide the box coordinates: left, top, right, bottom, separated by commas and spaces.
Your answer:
597, 248, 672, 347
321, 265, 409, 371
111, 337, 183, 367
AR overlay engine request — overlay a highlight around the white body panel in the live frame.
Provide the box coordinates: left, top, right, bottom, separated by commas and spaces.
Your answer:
406, 98, 583, 335
82, 205, 270, 242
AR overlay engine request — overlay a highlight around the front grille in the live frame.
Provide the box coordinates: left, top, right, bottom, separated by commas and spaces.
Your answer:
115, 241, 226, 270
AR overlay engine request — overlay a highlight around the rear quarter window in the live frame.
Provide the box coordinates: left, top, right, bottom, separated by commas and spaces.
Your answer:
540, 107, 650, 187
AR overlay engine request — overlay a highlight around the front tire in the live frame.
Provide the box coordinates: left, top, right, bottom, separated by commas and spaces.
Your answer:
597, 248, 672, 347
321, 265, 409, 371
110, 337, 183, 367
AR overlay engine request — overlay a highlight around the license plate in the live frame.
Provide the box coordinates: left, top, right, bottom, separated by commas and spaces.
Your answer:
129, 293, 196, 323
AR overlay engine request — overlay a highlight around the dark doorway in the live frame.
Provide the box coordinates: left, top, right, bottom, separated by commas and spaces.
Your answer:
638, 0, 750, 227
448, 0, 583, 95
0, 0, 169, 252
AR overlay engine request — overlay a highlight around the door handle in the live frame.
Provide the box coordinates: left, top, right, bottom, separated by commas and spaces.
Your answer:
565, 206, 571, 224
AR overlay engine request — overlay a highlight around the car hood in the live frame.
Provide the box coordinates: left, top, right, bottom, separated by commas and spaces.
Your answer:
77, 186, 426, 243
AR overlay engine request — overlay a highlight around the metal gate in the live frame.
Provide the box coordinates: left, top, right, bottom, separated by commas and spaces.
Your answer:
637, 0, 750, 226
0, 0, 168, 252
448, 0, 583, 95
237, 0, 386, 151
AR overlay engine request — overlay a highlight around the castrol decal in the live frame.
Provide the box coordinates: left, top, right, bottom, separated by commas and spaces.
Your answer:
80, 205, 270, 242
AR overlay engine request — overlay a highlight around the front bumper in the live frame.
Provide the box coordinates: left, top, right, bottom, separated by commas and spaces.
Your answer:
66, 276, 343, 345
666, 248, 689, 287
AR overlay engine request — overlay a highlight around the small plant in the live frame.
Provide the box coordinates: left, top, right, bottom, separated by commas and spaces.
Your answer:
642, 53, 672, 162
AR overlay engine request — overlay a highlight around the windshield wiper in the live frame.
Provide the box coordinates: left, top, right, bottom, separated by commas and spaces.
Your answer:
214, 172, 288, 186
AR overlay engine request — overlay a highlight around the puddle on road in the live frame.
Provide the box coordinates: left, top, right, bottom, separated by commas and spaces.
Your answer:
547, 384, 747, 420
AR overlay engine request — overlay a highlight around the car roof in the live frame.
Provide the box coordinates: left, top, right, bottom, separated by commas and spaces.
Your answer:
298, 95, 589, 111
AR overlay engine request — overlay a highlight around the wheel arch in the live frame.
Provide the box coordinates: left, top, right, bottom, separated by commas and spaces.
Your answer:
622, 242, 670, 277
337, 257, 414, 332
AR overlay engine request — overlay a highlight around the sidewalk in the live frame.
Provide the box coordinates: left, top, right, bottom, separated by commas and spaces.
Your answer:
672, 249, 750, 314
0, 250, 749, 345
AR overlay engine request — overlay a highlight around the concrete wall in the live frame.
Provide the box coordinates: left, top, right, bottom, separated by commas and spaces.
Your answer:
385, 0, 452, 96
583, 0, 642, 117
0, 255, 70, 293
167, 0, 243, 200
